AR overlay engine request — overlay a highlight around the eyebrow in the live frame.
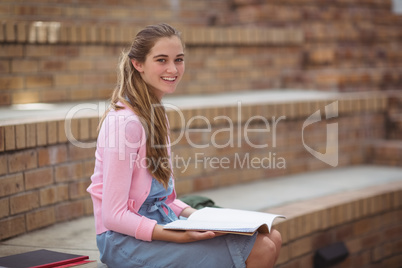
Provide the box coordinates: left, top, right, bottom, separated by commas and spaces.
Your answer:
153, 53, 185, 58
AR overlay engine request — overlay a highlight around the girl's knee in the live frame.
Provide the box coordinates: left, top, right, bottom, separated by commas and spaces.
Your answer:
270, 229, 282, 248
264, 236, 277, 256
246, 234, 278, 267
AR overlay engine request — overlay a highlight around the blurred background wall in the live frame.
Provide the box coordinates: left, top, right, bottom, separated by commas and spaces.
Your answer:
0, 0, 401, 105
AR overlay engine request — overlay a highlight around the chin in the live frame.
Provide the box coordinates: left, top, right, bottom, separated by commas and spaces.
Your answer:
164, 87, 177, 95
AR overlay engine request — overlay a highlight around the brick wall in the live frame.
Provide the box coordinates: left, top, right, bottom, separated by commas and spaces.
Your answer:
269, 180, 402, 268
0, 22, 303, 105
1, 0, 402, 105
0, 117, 98, 239
168, 93, 387, 193
228, 0, 402, 92
0, 0, 231, 27
0, 91, 388, 240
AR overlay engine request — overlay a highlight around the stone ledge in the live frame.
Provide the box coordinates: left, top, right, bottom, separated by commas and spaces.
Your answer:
0, 90, 388, 153
0, 21, 304, 46
269, 180, 402, 267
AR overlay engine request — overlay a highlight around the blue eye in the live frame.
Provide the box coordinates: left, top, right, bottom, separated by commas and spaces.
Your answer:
157, 59, 166, 63
176, 58, 184, 62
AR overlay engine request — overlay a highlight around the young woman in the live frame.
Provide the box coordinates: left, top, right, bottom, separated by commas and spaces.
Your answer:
87, 23, 282, 268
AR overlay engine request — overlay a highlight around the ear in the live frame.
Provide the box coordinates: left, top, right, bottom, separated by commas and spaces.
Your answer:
131, 59, 144, 73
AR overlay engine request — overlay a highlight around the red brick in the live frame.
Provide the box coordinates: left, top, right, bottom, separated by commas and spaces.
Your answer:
16, 22, 28, 43
57, 184, 69, 201
4, 125, 15, 151
15, 124, 26, 149
55, 200, 84, 222
0, 60, 10, 73
40, 60, 66, 72
26, 123, 37, 148
8, 149, 37, 173
11, 59, 38, 73
40, 89, 68, 103
0, 126, 4, 152
174, 179, 193, 196
68, 59, 93, 71
353, 216, 381, 237
0, 154, 6, 176
25, 45, 55, 57
26, 207, 55, 231
276, 244, 289, 265
37, 144, 68, 167
47, 121, 58, 144
24, 167, 54, 190
0, 44, 23, 58
379, 254, 402, 268
78, 118, 90, 140
361, 232, 381, 249
70, 88, 94, 101
39, 186, 57, 206
25, 75, 53, 89
10, 191, 39, 214
67, 118, 79, 143
54, 162, 84, 182
36, 122, 47, 146
83, 159, 95, 177
335, 223, 354, 241
39, 185, 68, 206
0, 173, 24, 197
68, 144, 95, 161
372, 241, 394, 262
84, 198, 93, 215
289, 235, 313, 258
350, 249, 372, 267
384, 224, 402, 241
54, 74, 80, 87
0, 197, 9, 218
0, 77, 24, 90
57, 120, 68, 143
69, 180, 91, 200
0, 215, 26, 240
312, 230, 334, 251
12, 91, 40, 105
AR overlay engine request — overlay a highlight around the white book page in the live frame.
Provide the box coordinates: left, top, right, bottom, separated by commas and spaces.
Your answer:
183, 207, 283, 232
164, 219, 263, 234
166, 207, 283, 232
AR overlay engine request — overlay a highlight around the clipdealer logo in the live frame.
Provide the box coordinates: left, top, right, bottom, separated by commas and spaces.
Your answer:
64, 100, 339, 169
302, 101, 338, 167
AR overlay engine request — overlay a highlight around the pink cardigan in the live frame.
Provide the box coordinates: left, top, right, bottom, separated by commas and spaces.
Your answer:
87, 102, 189, 242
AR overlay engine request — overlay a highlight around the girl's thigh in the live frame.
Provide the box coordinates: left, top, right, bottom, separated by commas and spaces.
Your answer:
97, 231, 257, 268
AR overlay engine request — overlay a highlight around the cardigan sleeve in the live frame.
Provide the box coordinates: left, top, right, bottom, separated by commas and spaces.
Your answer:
100, 112, 157, 242
168, 198, 190, 216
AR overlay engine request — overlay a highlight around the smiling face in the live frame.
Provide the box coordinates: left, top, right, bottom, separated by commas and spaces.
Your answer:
131, 36, 185, 100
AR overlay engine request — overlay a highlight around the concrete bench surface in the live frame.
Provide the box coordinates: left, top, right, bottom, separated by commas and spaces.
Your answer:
0, 164, 401, 267
0, 89, 347, 124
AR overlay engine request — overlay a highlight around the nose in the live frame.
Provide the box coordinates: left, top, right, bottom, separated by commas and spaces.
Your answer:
166, 62, 177, 74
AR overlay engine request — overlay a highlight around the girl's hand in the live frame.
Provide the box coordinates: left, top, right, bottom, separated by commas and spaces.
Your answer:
176, 229, 227, 243
176, 230, 216, 243
152, 224, 221, 243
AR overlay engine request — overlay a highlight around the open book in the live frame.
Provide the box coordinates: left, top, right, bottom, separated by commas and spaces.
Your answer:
164, 207, 285, 236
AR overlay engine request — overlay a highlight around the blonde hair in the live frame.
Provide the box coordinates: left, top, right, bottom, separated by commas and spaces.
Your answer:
101, 23, 183, 188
